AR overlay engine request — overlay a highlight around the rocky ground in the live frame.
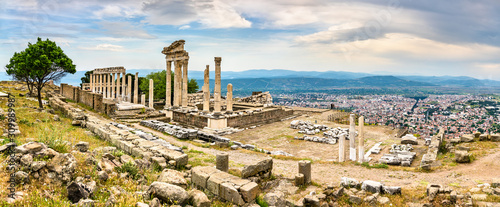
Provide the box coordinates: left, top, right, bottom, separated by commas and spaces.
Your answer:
1, 81, 500, 206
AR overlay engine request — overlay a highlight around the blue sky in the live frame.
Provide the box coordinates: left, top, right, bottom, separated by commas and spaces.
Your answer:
1, 0, 500, 80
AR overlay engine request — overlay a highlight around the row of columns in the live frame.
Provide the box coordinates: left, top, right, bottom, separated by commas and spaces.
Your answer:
165, 59, 189, 109
339, 114, 365, 163
89, 72, 140, 104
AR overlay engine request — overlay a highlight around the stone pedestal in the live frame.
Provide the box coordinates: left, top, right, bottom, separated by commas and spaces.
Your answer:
214, 57, 222, 115
134, 72, 138, 104
149, 79, 154, 109
358, 116, 365, 163
166, 60, 172, 108
226, 83, 233, 113
298, 160, 311, 184
349, 114, 356, 161
339, 134, 345, 162
216, 152, 229, 172
207, 117, 227, 129
203, 65, 210, 113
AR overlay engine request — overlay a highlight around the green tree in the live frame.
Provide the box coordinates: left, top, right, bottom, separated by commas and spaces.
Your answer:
6, 38, 76, 108
139, 70, 199, 104
80, 70, 93, 88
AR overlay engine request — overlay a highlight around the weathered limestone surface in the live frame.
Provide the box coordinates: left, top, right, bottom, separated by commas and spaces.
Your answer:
216, 152, 229, 172
149, 79, 154, 108
339, 134, 345, 162
191, 166, 259, 205
241, 157, 273, 178
226, 83, 233, 113
298, 160, 311, 184
203, 65, 210, 112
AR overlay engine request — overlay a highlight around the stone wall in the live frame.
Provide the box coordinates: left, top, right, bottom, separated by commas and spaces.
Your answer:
48, 91, 188, 168
59, 83, 110, 115
227, 107, 293, 128
173, 111, 208, 128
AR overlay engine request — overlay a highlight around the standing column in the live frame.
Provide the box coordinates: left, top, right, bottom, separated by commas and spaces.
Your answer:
181, 59, 189, 108
134, 72, 138, 104
127, 75, 132, 102
358, 116, 365, 163
121, 72, 126, 100
111, 73, 116, 99
349, 114, 357, 161
214, 57, 222, 115
103, 74, 108, 98
173, 60, 180, 108
116, 73, 121, 100
165, 60, 172, 108
226, 83, 233, 113
100, 74, 104, 94
203, 65, 210, 113
89, 74, 93, 92
339, 133, 345, 162
149, 79, 154, 109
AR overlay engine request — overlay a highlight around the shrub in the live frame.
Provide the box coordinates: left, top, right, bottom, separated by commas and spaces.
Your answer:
115, 161, 139, 179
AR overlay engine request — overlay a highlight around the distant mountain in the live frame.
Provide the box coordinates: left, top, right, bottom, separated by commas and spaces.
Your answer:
188, 69, 372, 80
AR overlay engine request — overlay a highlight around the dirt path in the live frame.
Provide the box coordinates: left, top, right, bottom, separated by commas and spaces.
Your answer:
133, 124, 500, 189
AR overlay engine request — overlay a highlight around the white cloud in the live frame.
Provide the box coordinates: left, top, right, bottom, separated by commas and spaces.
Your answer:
80, 44, 125, 52
179, 25, 191, 30
98, 21, 156, 39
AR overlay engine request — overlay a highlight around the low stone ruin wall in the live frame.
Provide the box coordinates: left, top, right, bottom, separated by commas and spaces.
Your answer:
173, 111, 208, 129
227, 107, 293, 128
191, 166, 259, 205
60, 83, 113, 115
420, 130, 444, 170
48, 92, 188, 168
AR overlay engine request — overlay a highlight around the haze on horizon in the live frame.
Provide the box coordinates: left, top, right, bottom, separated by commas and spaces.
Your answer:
1, 0, 500, 80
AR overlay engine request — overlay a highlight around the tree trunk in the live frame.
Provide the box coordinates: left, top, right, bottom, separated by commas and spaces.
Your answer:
37, 86, 43, 109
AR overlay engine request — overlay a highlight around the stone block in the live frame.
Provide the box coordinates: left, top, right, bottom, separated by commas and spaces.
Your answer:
240, 182, 259, 203
241, 157, 273, 178
220, 182, 245, 206
191, 166, 219, 189
361, 180, 383, 194
207, 172, 234, 196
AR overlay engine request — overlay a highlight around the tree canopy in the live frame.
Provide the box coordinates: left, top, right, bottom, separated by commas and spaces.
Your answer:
6, 37, 76, 108
139, 70, 199, 103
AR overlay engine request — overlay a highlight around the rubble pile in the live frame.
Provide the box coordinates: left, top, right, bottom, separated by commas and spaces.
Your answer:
379, 144, 416, 166
291, 120, 357, 145
237, 91, 273, 105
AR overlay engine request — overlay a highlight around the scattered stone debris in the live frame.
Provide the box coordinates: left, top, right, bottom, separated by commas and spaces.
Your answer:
379, 144, 416, 166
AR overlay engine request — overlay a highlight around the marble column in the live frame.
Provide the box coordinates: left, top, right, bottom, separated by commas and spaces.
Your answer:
182, 59, 189, 108
127, 75, 132, 102
339, 133, 345, 162
166, 60, 172, 108
103, 74, 107, 98
173, 60, 181, 108
121, 72, 126, 100
226, 83, 233, 113
149, 79, 154, 109
358, 116, 365, 163
111, 73, 116, 99
134, 72, 138, 104
116, 73, 121, 100
100, 74, 104, 94
203, 65, 210, 113
214, 57, 222, 115
349, 114, 357, 161
141, 94, 146, 106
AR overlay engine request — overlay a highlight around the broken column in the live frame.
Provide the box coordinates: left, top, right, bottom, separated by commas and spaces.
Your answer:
111, 73, 116, 99
182, 59, 188, 108
149, 79, 154, 109
127, 75, 132, 102
203, 65, 210, 113
214, 57, 222, 115
134, 72, 138, 104
339, 133, 345, 162
226, 83, 233, 113
349, 114, 357, 161
165, 60, 172, 108
358, 116, 365, 163
298, 160, 311, 184
141, 94, 146, 106
216, 152, 229, 172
